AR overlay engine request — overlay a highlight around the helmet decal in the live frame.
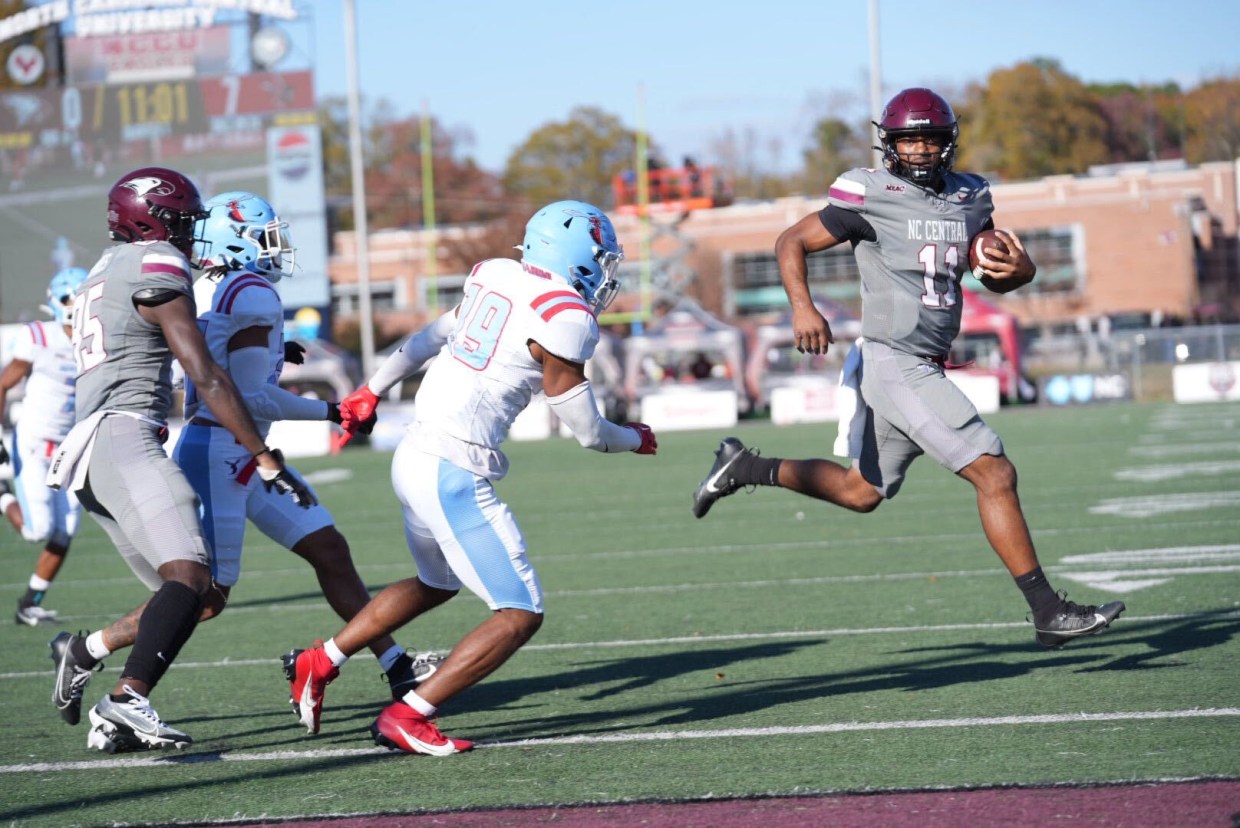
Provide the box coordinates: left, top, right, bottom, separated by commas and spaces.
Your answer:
120, 176, 176, 197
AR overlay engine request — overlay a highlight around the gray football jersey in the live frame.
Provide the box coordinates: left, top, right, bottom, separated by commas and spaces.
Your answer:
826, 167, 993, 356
73, 241, 195, 421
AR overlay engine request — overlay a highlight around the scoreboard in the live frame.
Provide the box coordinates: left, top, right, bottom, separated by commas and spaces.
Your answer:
0, 70, 314, 148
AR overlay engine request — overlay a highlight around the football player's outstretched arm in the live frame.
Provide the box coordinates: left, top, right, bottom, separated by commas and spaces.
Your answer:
976, 229, 1036, 294
337, 308, 457, 436
226, 325, 341, 423
775, 213, 841, 355
537, 342, 656, 455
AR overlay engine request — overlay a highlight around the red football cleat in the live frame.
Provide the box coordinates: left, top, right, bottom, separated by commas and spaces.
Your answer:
281, 642, 339, 735
371, 702, 473, 756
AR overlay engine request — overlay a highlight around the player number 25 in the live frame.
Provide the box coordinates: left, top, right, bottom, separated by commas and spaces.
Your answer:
70, 282, 108, 373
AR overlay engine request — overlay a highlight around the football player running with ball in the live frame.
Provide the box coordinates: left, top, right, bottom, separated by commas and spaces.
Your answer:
692, 88, 1124, 649
285, 200, 657, 755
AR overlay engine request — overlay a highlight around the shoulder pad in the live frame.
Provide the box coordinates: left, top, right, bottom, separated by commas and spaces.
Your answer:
827, 167, 879, 213
208, 274, 281, 317
529, 289, 599, 362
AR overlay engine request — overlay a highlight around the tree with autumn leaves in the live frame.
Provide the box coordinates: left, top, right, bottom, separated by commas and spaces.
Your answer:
954, 58, 1240, 178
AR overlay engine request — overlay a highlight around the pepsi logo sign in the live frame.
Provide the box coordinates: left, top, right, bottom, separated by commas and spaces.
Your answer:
274, 130, 313, 180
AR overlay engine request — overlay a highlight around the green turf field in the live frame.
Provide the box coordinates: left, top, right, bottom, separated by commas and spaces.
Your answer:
1, 401, 1238, 826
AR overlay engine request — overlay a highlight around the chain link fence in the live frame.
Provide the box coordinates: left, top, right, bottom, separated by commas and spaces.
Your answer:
1024, 324, 1240, 402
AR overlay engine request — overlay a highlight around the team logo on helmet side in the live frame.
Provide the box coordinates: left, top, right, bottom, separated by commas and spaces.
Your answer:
587, 215, 605, 245
558, 208, 613, 248
120, 176, 176, 197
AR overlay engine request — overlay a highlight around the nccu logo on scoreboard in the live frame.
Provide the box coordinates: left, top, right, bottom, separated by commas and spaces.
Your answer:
274, 130, 314, 180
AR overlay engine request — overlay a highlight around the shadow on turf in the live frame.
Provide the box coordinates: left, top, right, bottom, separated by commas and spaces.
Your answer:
1069, 609, 1240, 673
434, 609, 1240, 742
168, 609, 1240, 751
0, 752, 400, 824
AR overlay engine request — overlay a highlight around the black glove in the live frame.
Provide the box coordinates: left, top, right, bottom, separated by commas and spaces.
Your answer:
356, 410, 378, 435
284, 341, 307, 365
255, 448, 317, 508
0, 440, 9, 466
326, 402, 343, 424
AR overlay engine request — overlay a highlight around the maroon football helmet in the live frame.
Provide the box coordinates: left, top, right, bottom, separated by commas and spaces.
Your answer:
874, 88, 959, 188
106, 166, 206, 256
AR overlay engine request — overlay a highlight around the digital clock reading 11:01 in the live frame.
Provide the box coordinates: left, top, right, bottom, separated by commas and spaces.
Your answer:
78, 80, 207, 141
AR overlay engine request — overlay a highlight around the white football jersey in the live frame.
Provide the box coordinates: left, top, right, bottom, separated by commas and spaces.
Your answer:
410, 258, 599, 479
184, 271, 284, 437
11, 321, 76, 442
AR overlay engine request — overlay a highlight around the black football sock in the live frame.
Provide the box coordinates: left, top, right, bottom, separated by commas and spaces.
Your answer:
69, 635, 100, 670
734, 453, 782, 487
1015, 567, 1060, 624
18, 587, 42, 610
121, 580, 203, 690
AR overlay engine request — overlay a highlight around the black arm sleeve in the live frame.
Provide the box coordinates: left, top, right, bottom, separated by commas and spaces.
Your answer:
132, 288, 185, 308
818, 204, 877, 244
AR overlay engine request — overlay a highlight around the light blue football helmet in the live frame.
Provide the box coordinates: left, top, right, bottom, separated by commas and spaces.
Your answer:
193, 191, 295, 282
43, 267, 89, 325
520, 200, 623, 313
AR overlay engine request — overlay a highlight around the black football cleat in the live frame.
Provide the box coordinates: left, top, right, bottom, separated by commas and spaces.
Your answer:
50, 631, 102, 726
1035, 597, 1126, 649
386, 651, 443, 699
692, 437, 753, 519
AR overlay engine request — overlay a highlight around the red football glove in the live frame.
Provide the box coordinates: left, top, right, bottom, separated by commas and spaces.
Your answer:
333, 385, 382, 451
625, 422, 658, 455
340, 385, 381, 425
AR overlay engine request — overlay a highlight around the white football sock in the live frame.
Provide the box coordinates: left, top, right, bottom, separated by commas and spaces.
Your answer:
323, 638, 350, 667
402, 690, 436, 718
85, 631, 112, 660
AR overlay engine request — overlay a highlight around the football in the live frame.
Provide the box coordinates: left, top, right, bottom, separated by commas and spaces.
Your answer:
969, 228, 1010, 276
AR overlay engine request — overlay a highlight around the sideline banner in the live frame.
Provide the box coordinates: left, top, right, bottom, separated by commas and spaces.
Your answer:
1173, 362, 1240, 403
1041, 373, 1133, 406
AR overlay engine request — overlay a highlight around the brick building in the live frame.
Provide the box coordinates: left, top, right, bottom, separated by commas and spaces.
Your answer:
327, 159, 1240, 339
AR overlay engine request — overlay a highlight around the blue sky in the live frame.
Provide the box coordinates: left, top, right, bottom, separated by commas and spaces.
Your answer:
302, 0, 1239, 174
301, 0, 1240, 175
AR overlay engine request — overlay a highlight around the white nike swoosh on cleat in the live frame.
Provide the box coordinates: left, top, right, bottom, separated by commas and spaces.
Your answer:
394, 724, 457, 756
702, 452, 742, 494
299, 684, 319, 732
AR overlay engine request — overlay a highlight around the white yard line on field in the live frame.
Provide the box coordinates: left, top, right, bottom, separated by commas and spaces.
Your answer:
1, 707, 1237, 774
